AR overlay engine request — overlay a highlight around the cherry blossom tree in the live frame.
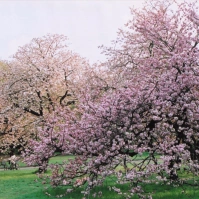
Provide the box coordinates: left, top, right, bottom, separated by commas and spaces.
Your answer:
23, 64, 115, 172
23, 0, 199, 198
0, 34, 89, 155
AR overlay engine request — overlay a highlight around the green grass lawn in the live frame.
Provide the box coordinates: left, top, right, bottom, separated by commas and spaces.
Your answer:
1, 154, 199, 199
1, 168, 199, 199
49, 154, 75, 164
0, 169, 46, 199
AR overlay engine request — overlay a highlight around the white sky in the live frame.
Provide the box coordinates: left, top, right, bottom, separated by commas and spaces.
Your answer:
0, 0, 144, 64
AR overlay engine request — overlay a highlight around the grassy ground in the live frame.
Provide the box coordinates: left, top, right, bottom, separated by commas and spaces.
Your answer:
0, 169, 128, 199
1, 168, 199, 199
1, 154, 199, 199
0, 169, 46, 199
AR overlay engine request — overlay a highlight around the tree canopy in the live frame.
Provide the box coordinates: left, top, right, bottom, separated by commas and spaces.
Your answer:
0, 34, 89, 155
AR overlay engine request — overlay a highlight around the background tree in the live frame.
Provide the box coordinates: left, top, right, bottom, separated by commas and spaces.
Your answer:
0, 34, 89, 155
23, 63, 116, 172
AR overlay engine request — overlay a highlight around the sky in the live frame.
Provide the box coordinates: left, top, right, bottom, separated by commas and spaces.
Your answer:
0, 0, 144, 64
